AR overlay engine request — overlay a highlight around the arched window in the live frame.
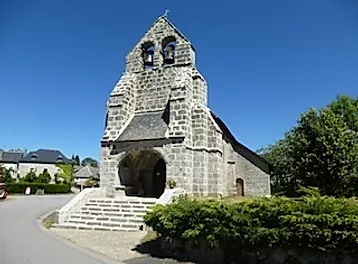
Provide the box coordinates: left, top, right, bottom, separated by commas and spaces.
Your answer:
162, 36, 176, 65
142, 42, 155, 69
236, 178, 244, 197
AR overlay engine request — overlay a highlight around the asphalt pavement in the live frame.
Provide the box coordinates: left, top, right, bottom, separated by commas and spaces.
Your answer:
0, 195, 115, 264
0, 195, 191, 264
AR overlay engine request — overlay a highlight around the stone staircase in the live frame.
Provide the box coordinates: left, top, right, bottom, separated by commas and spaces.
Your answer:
53, 196, 157, 231
53, 187, 186, 232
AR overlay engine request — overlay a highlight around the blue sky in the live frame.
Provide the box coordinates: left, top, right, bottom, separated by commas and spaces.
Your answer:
1, 0, 357, 160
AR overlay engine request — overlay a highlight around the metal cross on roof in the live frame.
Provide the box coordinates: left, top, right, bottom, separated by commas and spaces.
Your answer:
164, 9, 169, 18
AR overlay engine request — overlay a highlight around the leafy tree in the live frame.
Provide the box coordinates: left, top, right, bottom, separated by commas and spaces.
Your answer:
71, 154, 81, 166
0, 166, 16, 183
74, 155, 80, 166
328, 95, 358, 132
36, 169, 51, 184
55, 163, 73, 184
23, 169, 38, 183
260, 95, 358, 197
81, 157, 98, 167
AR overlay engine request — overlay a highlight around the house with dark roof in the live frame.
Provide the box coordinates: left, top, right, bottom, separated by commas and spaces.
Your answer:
73, 164, 100, 186
18, 149, 71, 182
0, 150, 25, 178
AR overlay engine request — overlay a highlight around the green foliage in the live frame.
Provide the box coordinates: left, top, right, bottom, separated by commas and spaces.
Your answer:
23, 169, 38, 183
81, 157, 98, 167
71, 154, 81, 166
55, 163, 73, 184
144, 192, 358, 258
167, 180, 177, 189
260, 95, 358, 197
0, 166, 16, 183
85, 176, 99, 187
7, 183, 71, 194
35, 169, 51, 184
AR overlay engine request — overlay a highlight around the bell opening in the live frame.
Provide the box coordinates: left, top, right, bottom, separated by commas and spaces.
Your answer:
162, 38, 176, 66
142, 42, 155, 69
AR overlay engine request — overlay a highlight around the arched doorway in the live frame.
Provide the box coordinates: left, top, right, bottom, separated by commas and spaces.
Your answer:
236, 178, 244, 197
118, 150, 166, 198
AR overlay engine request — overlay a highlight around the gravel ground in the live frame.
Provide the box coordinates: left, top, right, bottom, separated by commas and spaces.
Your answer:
50, 229, 146, 262
50, 228, 196, 264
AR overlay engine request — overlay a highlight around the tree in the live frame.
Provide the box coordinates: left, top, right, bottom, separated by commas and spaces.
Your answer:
71, 154, 81, 166
23, 169, 38, 183
260, 95, 358, 197
328, 95, 358, 132
0, 166, 15, 183
81, 157, 98, 167
74, 155, 80, 166
36, 169, 51, 184
55, 163, 73, 184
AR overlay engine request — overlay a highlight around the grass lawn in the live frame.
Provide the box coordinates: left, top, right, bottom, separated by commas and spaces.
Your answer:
43, 213, 56, 229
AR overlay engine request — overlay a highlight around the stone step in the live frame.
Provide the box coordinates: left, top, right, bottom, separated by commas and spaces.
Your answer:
78, 210, 147, 217
69, 213, 145, 222
88, 198, 157, 205
80, 206, 152, 213
83, 203, 155, 209
53, 222, 142, 232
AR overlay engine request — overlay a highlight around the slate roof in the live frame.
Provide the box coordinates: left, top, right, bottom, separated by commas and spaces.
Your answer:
19, 149, 71, 164
117, 111, 168, 142
210, 112, 270, 174
73, 165, 82, 173
0, 151, 24, 164
74, 165, 100, 179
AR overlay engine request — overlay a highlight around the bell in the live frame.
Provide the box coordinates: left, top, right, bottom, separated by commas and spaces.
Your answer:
164, 44, 175, 64
144, 50, 154, 66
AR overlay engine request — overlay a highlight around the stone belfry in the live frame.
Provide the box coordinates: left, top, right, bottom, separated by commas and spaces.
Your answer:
100, 14, 270, 198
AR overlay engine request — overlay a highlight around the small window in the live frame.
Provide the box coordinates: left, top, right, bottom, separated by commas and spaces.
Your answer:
31, 154, 37, 161
57, 155, 63, 162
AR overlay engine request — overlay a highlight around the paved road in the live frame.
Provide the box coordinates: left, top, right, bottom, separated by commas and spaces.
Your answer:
0, 195, 115, 264
0, 195, 189, 264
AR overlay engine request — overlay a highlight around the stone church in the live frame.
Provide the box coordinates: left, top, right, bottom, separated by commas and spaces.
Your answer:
99, 15, 270, 199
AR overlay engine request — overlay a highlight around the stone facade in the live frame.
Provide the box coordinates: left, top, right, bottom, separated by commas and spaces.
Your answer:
100, 15, 270, 198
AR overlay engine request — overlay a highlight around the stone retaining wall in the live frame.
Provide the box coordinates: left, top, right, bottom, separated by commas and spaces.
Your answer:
160, 238, 358, 264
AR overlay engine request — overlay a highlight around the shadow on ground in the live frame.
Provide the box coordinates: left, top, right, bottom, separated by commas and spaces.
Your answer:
129, 238, 205, 264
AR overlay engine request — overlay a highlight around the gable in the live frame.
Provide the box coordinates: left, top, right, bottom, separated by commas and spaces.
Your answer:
74, 165, 99, 179
210, 112, 270, 174
127, 15, 192, 57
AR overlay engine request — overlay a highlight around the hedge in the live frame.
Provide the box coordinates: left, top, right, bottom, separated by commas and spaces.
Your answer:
7, 183, 71, 194
144, 188, 358, 260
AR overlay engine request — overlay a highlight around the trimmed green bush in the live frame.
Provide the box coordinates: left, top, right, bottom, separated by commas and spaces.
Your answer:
144, 188, 358, 259
7, 183, 71, 194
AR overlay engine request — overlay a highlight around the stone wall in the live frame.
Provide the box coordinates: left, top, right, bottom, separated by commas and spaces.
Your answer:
160, 238, 358, 264
99, 15, 270, 198
222, 140, 271, 196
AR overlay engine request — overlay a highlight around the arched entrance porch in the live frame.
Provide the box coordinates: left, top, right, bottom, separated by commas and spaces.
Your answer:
118, 150, 166, 198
